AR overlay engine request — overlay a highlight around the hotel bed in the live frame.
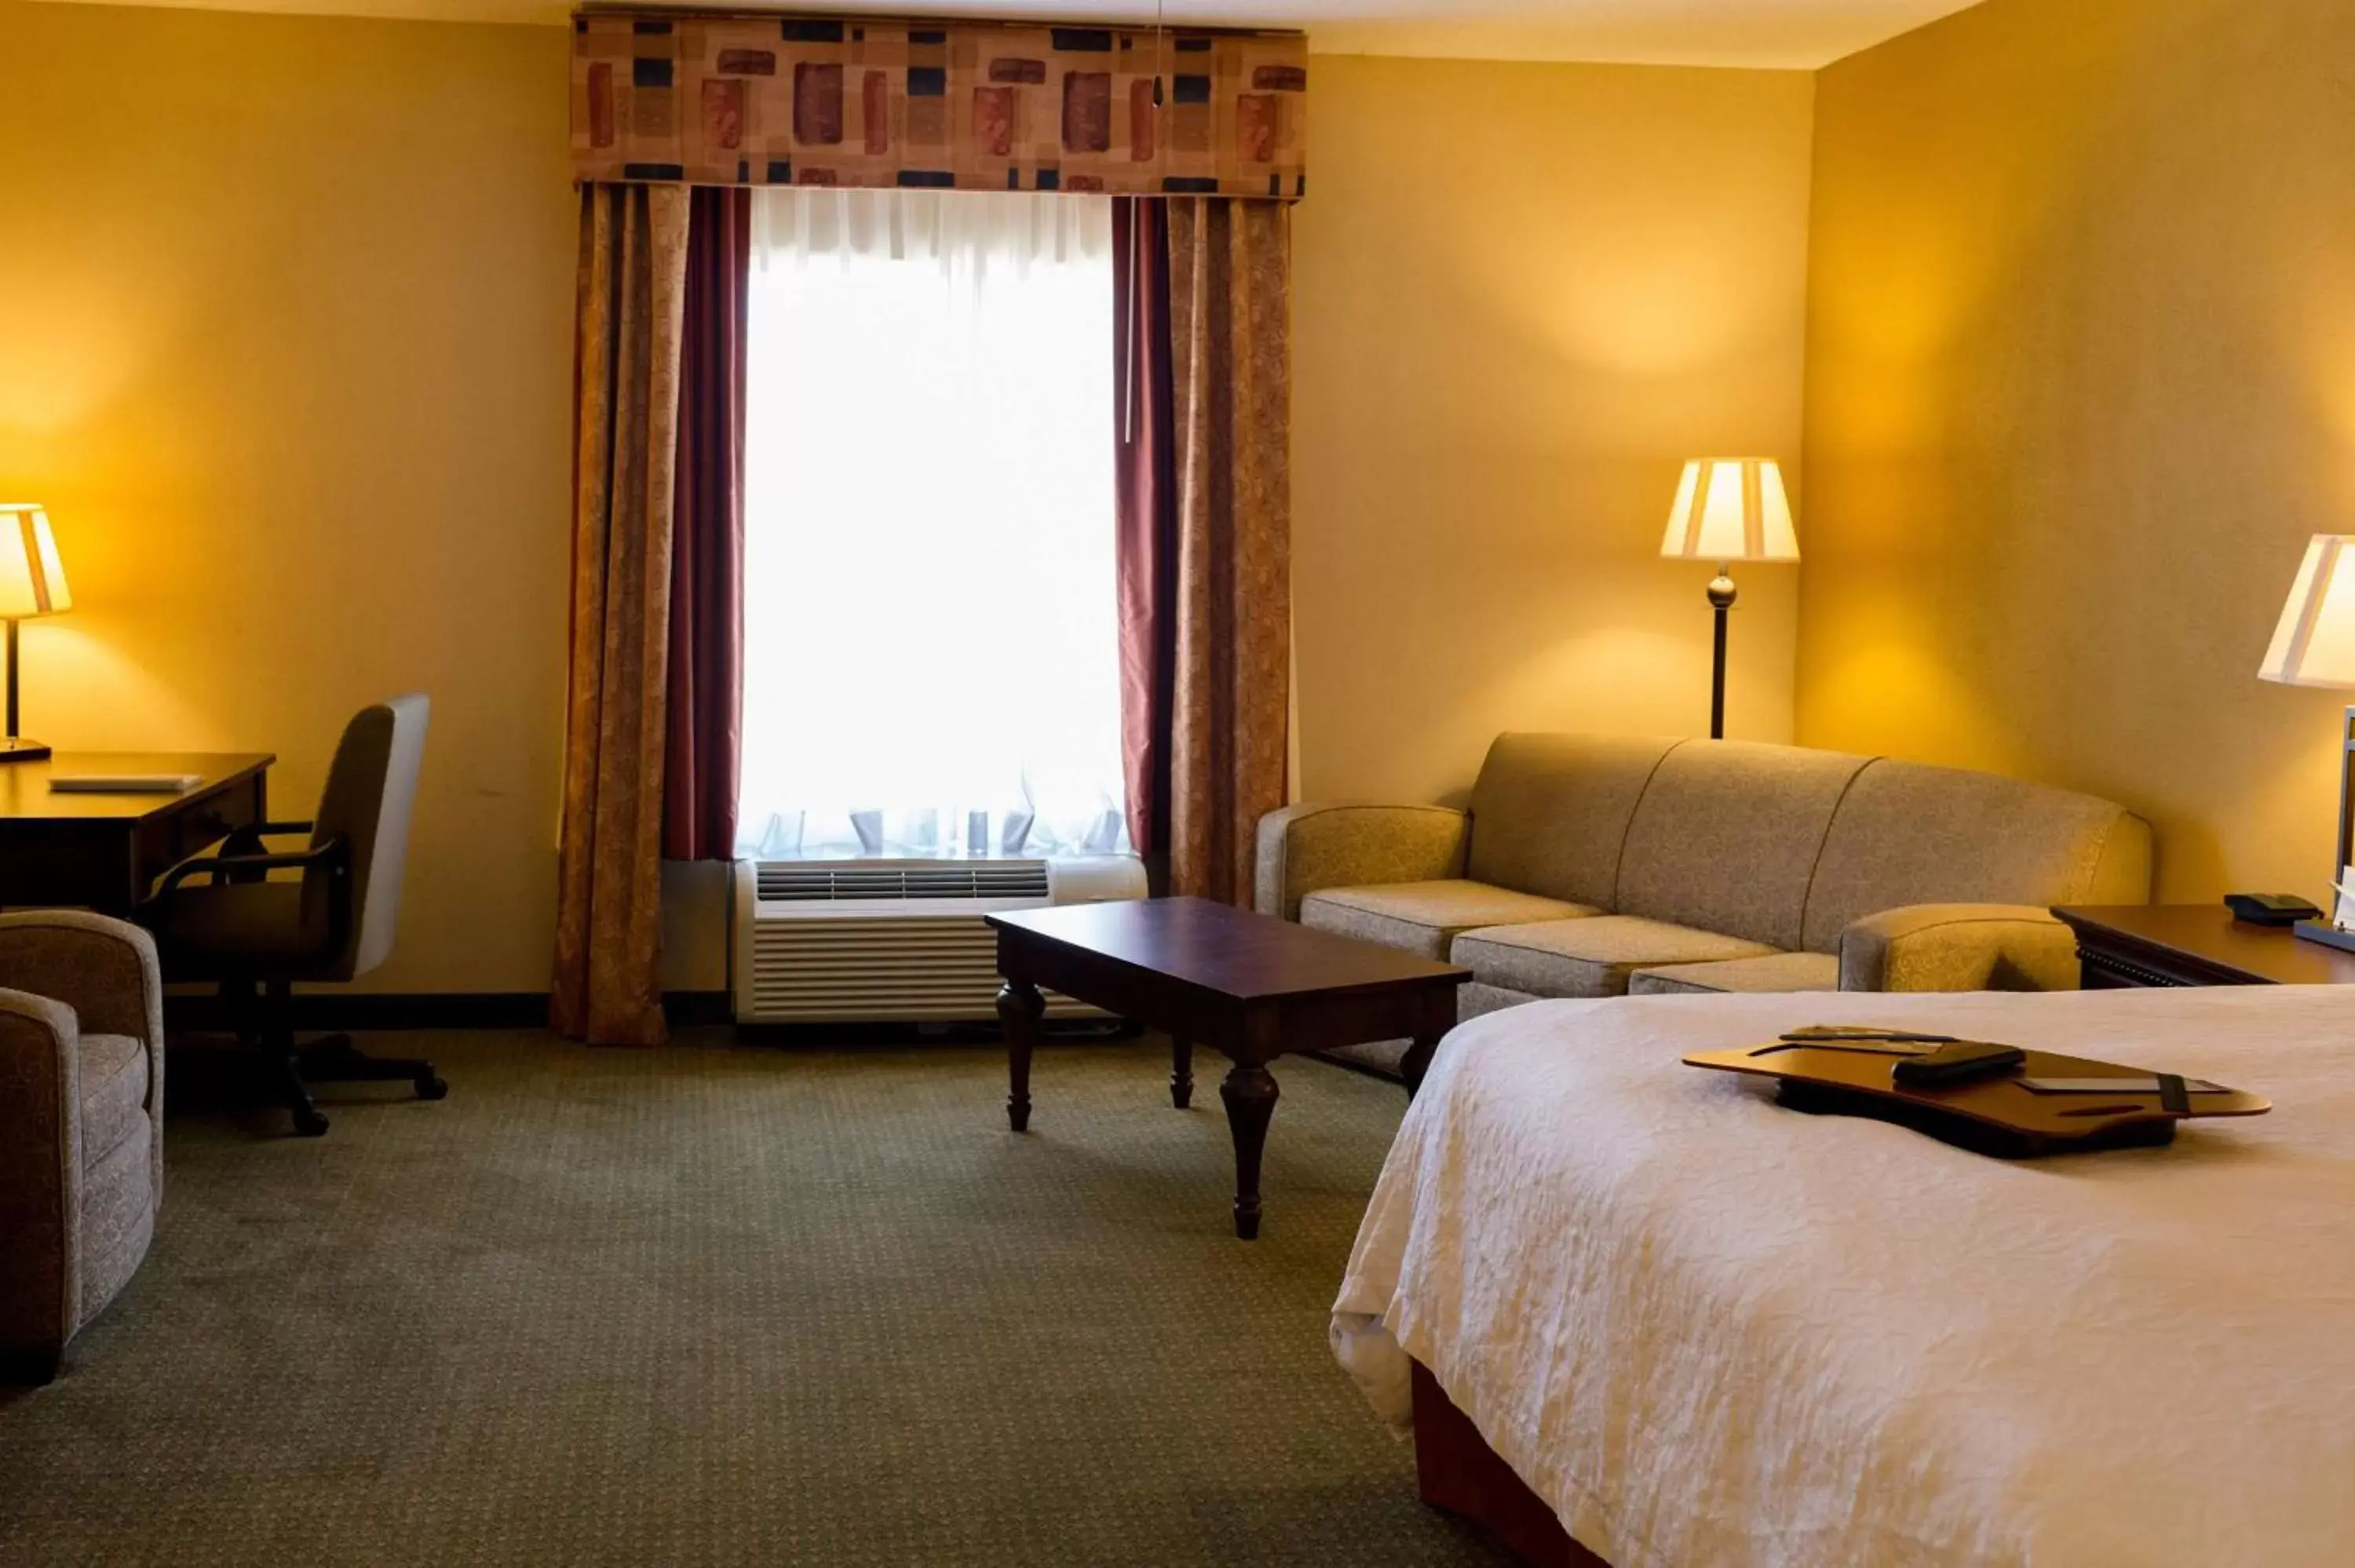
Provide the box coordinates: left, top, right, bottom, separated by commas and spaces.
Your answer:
1331, 985, 2355, 1568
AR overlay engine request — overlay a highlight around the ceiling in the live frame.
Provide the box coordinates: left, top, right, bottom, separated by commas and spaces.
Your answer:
23, 0, 1991, 68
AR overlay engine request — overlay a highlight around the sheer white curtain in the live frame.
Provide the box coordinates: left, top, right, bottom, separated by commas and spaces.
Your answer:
736, 188, 1129, 861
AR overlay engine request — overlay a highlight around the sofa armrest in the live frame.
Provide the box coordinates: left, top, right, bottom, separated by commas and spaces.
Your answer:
0, 989, 82, 1357
0, 915, 166, 1208
0, 912, 165, 1052
1838, 904, 2081, 994
1254, 804, 1471, 921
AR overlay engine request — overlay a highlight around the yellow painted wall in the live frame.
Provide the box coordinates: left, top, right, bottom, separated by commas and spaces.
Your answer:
1292, 54, 1816, 805
1798, 0, 2355, 902
0, 5, 1822, 992
0, 0, 575, 990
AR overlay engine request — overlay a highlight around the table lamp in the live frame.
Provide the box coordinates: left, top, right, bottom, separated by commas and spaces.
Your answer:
0, 504, 71, 764
1661, 458, 1800, 740
2258, 533, 2355, 950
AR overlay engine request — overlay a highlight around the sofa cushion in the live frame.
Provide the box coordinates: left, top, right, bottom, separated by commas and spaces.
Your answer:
1466, 734, 1679, 908
1451, 917, 1780, 1000
1300, 881, 1597, 961
1628, 952, 1841, 996
1799, 760, 2156, 952
1459, 982, 1541, 1022
1612, 741, 1872, 950
78, 1033, 148, 1169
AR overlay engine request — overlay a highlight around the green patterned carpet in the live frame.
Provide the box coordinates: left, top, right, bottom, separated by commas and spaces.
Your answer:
0, 1031, 1512, 1566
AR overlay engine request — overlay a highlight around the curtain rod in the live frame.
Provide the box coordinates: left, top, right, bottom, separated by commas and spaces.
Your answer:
572, 5, 1307, 41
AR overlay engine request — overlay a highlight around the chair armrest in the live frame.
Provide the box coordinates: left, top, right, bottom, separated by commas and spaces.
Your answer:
1838, 904, 2082, 994
222, 820, 316, 857
0, 912, 165, 1048
154, 836, 345, 899
1254, 804, 1471, 921
0, 988, 82, 1354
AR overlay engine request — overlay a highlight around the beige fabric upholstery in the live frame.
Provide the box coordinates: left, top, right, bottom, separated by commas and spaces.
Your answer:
1254, 804, 1470, 921
1459, 983, 1540, 1023
0, 913, 164, 1375
1630, 953, 1842, 996
77, 1036, 149, 1172
1256, 735, 2152, 1014
1613, 742, 1872, 950
1839, 904, 2083, 994
1300, 881, 1597, 961
1802, 760, 2156, 952
1451, 917, 1780, 1001
1466, 734, 1678, 907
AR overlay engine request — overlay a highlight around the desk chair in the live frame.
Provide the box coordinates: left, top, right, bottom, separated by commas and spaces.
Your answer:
141, 695, 444, 1137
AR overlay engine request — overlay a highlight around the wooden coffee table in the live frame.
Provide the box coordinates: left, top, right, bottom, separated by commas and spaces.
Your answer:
987, 897, 1470, 1239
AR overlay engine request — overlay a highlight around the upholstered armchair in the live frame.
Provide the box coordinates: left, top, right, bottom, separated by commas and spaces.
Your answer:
0, 911, 166, 1384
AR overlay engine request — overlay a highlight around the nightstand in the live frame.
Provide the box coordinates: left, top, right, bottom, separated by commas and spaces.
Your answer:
2053, 906, 2355, 989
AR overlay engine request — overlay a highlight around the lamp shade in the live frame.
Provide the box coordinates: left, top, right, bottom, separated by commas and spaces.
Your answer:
2261, 534, 2355, 688
0, 505, 71, 621
1660, 458, 1801, 564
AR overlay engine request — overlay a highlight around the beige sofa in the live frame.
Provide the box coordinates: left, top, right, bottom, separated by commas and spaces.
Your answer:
1258, 736, 2152, 1072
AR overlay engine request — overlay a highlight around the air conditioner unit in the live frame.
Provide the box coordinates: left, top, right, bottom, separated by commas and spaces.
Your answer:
731, 855, 1148, 1024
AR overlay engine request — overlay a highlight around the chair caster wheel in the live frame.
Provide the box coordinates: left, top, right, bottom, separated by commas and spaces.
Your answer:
416, 1075, 449, 1102
292, 1110, 330, 1138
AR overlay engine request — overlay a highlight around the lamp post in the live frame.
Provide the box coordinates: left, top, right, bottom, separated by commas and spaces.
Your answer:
1660, 459, 1799, 741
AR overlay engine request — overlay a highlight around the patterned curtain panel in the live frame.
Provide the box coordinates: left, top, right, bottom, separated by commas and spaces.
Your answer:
1167, 199, 1291, 906
553, 182, 692, 1049
571, 13, 1308, 199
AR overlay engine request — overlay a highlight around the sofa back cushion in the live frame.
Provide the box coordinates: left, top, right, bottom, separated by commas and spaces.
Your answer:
1467, 734, 1678, 907
1614, 742, 1874, 950
1799, 760, 2154, 953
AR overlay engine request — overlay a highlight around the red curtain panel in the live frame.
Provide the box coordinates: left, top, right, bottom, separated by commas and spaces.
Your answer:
1113, 197, 1178, 865
663, 185, 750, 862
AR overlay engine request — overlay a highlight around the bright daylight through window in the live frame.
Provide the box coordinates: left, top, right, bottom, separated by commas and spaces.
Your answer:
735, 188, 1128, 861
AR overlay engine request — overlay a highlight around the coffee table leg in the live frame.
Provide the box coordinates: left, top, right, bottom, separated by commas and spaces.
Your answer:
1170, 1037, 1193, 1110
1219, 1064, 1279, 1240
999, 979, 1044, 1132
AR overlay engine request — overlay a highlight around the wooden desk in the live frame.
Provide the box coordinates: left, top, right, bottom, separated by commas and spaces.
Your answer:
0, 753, 274, 916
2053, 904, 2355, 988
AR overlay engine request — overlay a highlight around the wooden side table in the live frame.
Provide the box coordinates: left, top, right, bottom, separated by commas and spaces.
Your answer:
2053, 906, 2355, 989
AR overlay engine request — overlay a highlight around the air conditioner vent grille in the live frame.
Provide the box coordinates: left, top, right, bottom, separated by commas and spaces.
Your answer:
755, 860, 1052, 903
742, 915, 1095, 1023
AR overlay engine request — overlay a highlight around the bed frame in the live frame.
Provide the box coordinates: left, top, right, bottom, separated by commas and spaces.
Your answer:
1411, 1361, 1609, 1568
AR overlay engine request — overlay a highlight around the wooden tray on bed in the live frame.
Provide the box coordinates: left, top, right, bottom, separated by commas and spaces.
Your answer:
1686, 1033, 2271, 1158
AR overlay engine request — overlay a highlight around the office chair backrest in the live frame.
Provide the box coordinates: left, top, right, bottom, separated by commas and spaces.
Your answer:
306, 695, 430, 982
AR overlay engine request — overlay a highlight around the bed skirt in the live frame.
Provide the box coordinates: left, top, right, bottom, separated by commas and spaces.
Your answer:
1410, 1361, 1608, 1568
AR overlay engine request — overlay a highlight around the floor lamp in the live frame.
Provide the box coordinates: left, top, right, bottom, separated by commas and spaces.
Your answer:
1660, 459, 1800, 741
2258, 533, 2355, 951
0, 503, 71, 764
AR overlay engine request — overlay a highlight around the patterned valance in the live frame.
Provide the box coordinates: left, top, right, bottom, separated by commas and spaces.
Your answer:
571, 13, 1308, 199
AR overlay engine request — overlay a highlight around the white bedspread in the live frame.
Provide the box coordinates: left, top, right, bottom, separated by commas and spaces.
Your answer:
1332, 986, 2355, 1568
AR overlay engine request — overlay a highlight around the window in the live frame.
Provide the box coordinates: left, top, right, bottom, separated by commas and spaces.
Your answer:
736, 189, 1128, 861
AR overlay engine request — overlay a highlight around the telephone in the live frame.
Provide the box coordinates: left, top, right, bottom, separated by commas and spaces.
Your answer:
2224, 892, 2325, 928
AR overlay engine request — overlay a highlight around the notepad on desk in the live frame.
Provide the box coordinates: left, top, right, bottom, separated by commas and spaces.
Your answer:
49, 772, 203, 795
